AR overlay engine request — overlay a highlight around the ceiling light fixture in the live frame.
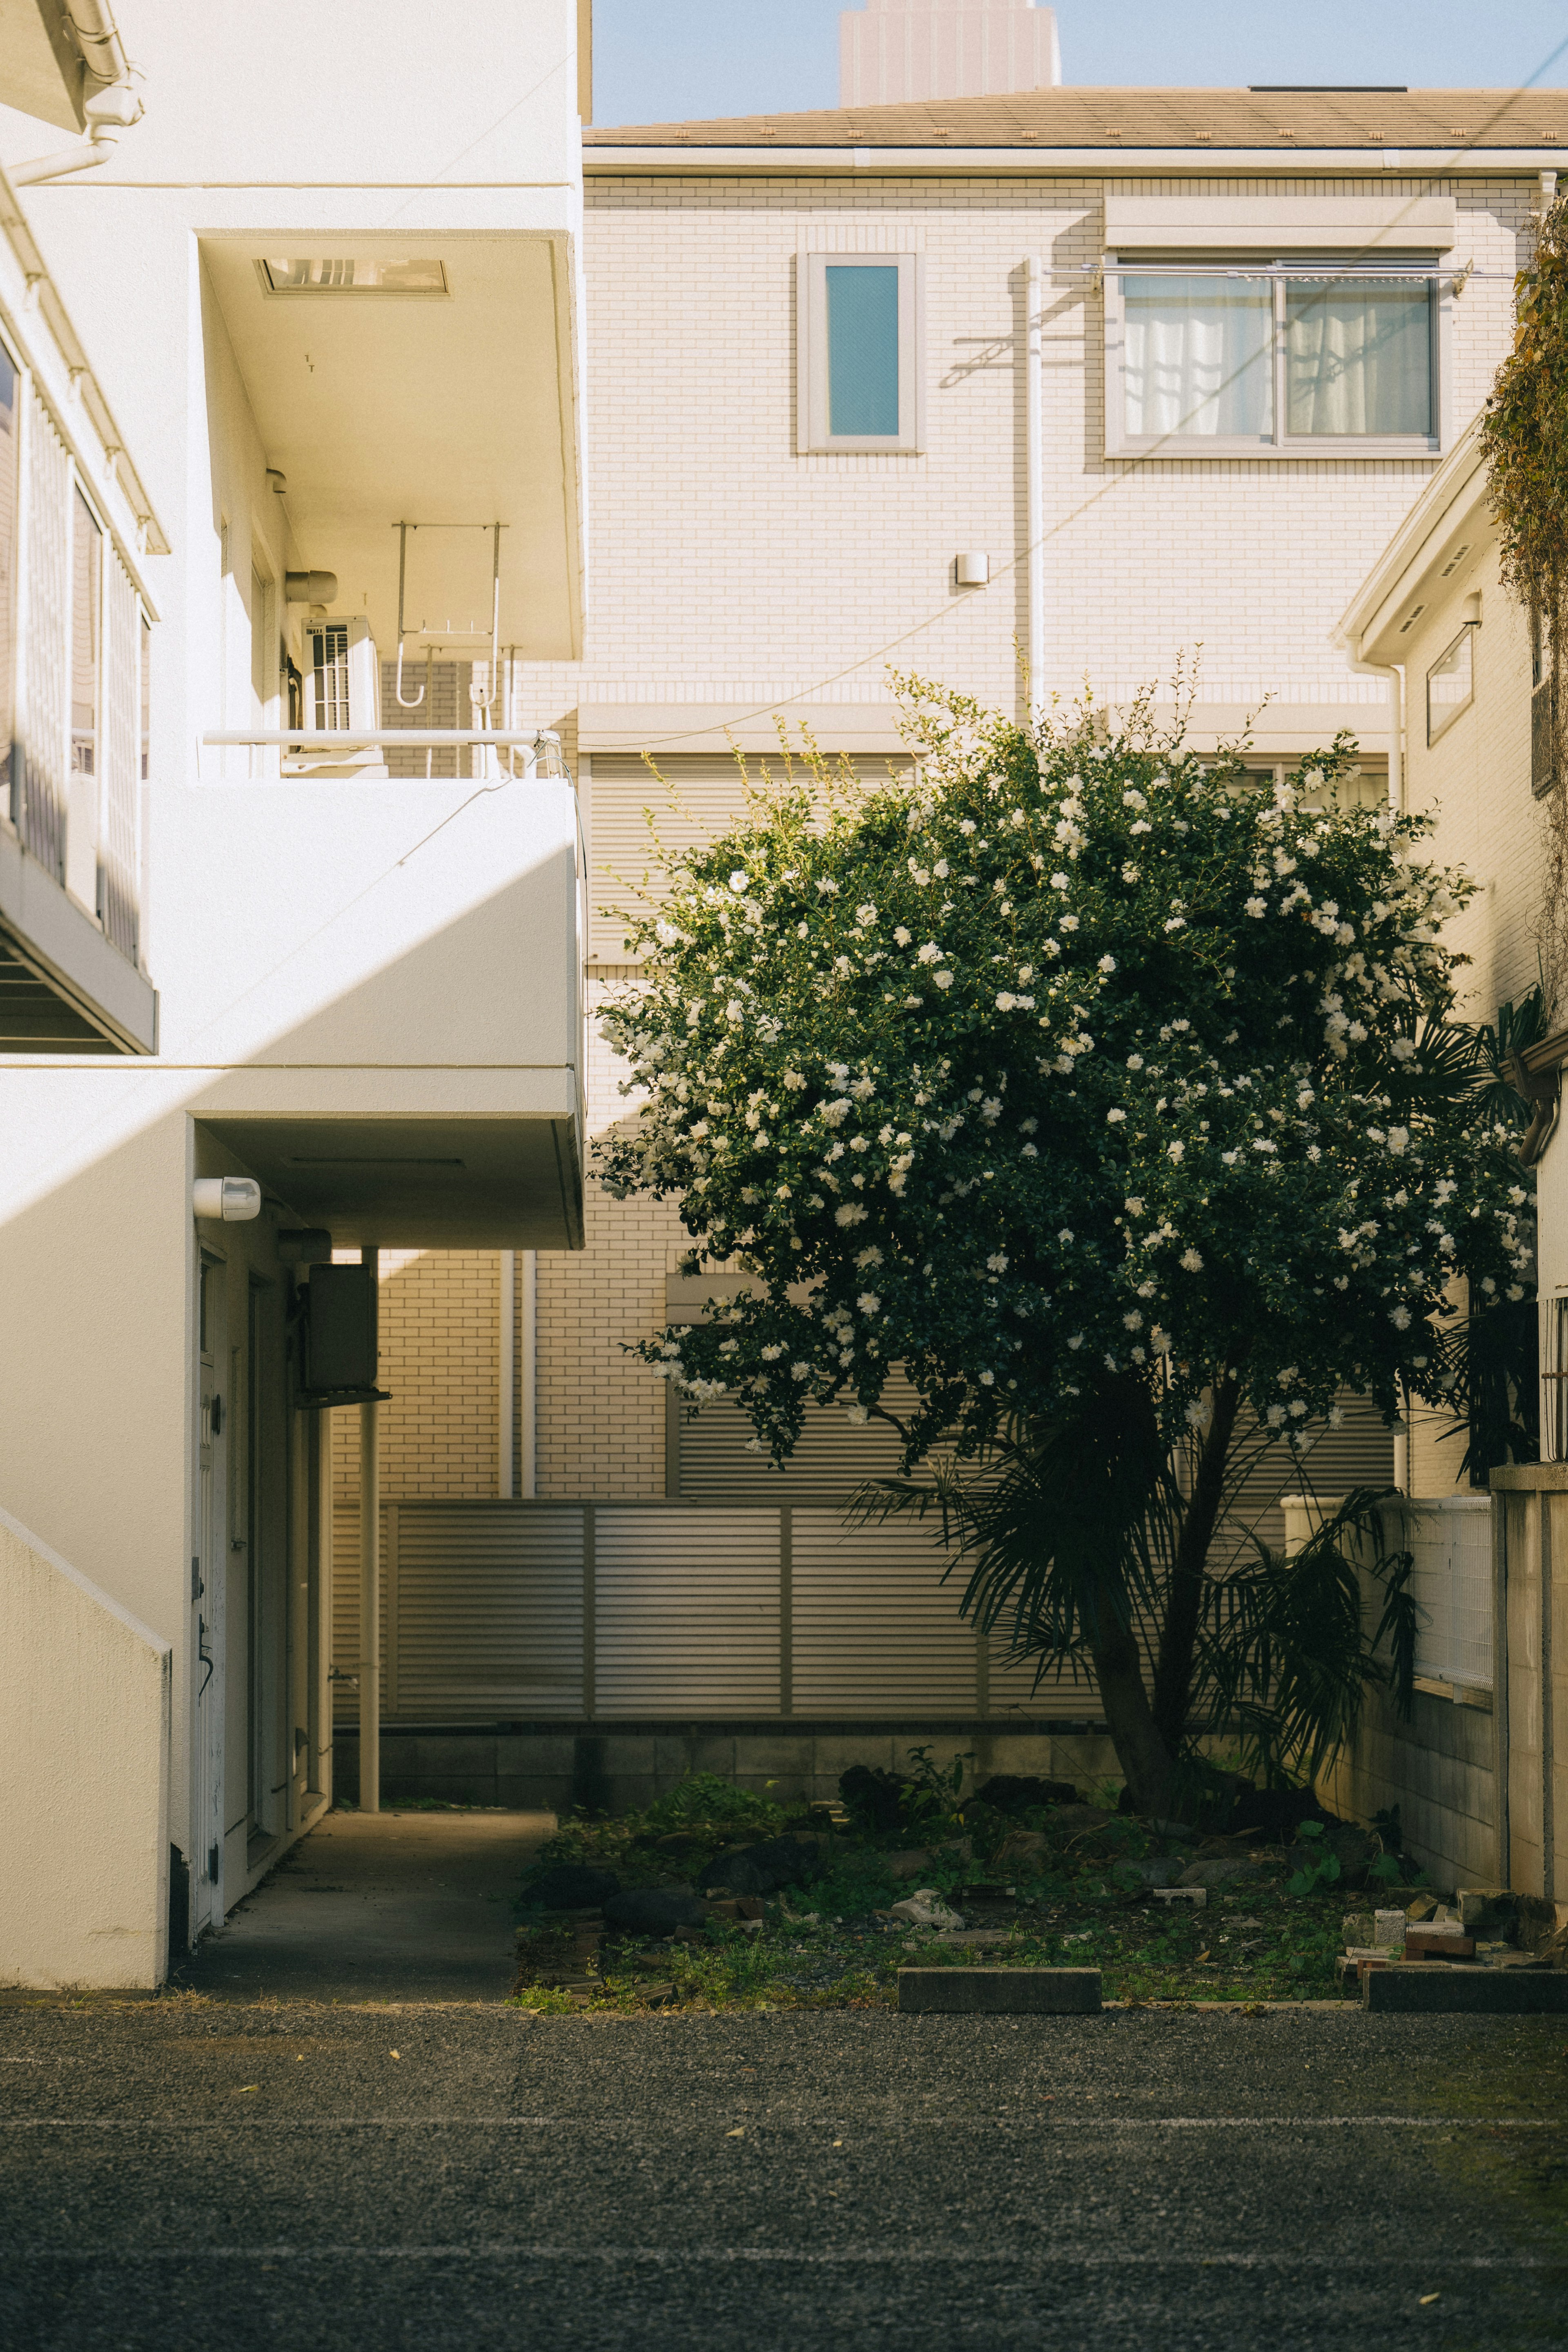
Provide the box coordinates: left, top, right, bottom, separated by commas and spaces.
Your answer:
257, 258, 448, 295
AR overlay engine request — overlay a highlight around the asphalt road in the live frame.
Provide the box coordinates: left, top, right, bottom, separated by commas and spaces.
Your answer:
3, 1999, 1567, 2350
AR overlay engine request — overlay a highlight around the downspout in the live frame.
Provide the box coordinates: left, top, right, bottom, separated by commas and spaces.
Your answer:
11, 2, 145, 186
499, 1251, 515, 1498
359, 1248, 380, 1815
1348, 652, 1408, 1488
520, 1252, 538, 1498
1025, 254, 1045, 731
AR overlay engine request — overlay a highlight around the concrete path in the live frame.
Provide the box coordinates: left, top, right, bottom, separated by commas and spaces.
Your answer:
170, 1810, 552, 2003
3, 2001, 1568, 2349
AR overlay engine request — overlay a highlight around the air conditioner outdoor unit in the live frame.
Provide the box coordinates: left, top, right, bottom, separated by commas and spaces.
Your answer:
300, 616, 384, 773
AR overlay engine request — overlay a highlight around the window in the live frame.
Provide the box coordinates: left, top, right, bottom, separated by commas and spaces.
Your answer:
1106, 256, 1446, 458
797, 253, 924, 453
1426, 622, 1474, 746
0, 342, 15, 807
1202, 758, 1388, 815
140, 613, 150, 782
70, 488, 102, 780
1533, 610, 1556, 800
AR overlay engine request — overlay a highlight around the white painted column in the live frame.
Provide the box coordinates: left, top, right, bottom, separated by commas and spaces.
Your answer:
359, 1246, 380, 1814
499, 1249, 515, 1498
520, 1249, 538, 1498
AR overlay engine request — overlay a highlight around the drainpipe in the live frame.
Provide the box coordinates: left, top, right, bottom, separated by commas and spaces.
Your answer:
359, 1247, 380, 1815
1025, 254, 1046, 730
520, 1251, 538, 1498
499, 1250, 515, 1497
11, 2, 145, 186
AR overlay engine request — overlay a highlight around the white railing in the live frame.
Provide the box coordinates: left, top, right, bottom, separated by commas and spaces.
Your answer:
200, 728, 570, 784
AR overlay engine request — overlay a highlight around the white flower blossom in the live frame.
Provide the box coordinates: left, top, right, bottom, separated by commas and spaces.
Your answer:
835, 1203, 869, 1227
1180, 1247, 1204, 1272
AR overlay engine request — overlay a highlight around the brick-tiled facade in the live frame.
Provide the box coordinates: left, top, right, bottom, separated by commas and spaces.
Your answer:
333, 137, 1549, 1785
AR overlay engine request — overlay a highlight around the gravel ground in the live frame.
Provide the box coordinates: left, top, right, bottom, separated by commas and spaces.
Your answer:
3, 1998, 1567, 2350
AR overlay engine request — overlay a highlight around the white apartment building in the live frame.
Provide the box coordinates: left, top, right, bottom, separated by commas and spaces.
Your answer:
316, 88, 1568, 1844
0, 0, 592, 1989
841, 0, 1062, 108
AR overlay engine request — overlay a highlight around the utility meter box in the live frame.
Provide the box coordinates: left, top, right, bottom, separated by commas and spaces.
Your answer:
301, 1263, 387, 1402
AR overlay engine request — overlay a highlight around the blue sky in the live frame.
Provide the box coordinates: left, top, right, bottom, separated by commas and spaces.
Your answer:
592, 1, 1568, 127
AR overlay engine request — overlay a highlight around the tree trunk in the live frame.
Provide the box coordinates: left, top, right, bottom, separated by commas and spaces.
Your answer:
1091, 1607, 1176, 1818
1151, 1366, 1244, 1755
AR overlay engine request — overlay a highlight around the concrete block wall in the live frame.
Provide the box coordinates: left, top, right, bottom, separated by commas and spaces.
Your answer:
1320, 1685, 1498, 1894
333, 1719, 1124, 1815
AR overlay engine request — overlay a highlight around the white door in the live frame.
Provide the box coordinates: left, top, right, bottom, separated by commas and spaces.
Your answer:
192, 1253, 228, 1937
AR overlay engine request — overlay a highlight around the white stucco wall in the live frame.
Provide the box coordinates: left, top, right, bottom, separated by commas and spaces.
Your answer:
0, 1501, 170, 1989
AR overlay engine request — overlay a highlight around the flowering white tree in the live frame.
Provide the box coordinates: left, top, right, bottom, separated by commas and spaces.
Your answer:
599, 688, 1532, 1813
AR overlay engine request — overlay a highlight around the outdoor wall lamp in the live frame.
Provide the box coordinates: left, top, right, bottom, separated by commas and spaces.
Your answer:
192, 1177, 262, 1221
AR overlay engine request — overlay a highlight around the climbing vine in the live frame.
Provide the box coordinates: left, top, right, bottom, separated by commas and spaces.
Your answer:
1479, 191, 1568, 1013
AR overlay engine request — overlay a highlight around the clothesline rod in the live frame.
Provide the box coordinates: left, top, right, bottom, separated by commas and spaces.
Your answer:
1085, 261, 1506, 280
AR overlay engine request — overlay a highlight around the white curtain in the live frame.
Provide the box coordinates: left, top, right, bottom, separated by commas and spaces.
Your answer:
1123, 273, 1272, 440
1285, 280, 1432, 437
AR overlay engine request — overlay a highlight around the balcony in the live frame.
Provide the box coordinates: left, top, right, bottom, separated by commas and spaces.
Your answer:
174, 722, 586, 1250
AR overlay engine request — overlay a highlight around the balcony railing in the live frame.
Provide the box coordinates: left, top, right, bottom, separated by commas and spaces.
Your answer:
199, 729, 570, 783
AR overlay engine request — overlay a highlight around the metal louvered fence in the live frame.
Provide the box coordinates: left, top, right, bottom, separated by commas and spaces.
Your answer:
331, 1399, 1394, 1729
332, 1499, 1069, 1728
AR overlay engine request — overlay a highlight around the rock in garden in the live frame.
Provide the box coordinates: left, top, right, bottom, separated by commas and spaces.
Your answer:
838, 1764, 909, 1835
1177, 1857, 1261, 1888
1118, 1857, 1183, 1887
1051, 1804, 1116, 1832
884, 1848, 935, 1881
991, 1830, 1049, 1869
889, 1889, 964, 1931
602, 1886, 709, 1934
696, 1835, 819, 1898
976, 1775, 1080, 1814
521, 1864, 621, 1911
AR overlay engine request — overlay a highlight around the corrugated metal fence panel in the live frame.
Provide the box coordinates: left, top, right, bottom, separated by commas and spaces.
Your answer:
792, 1512, 978, 1715
987, 1630, 1102, 1719
1218, 1392, 1397, 1568
396, 1503, 586, 1720
1406, 1498, 1494, 1688
331, 1503, 385, 1726
594, 1508, 781, 1715
678, 1370, 921, 1503
588, 755, 908, 963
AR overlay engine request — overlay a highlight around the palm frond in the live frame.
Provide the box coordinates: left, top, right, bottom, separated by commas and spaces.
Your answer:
1187, 1487, 1413, 1786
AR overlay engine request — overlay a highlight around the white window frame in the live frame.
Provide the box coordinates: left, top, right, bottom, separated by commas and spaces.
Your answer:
1102, 252, 1453, 462
797, 252, 924, 455
1426, 620, 1476, 746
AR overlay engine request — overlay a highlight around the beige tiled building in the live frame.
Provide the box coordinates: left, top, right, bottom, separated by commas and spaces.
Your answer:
336, 85, 1568, 1818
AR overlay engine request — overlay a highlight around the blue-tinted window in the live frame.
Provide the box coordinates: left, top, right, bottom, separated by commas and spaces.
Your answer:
827, 265, 899, 436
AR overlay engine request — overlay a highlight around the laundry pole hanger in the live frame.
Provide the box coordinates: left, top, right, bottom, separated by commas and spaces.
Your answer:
391, 521, 508, 709
394, 521, 423, 707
